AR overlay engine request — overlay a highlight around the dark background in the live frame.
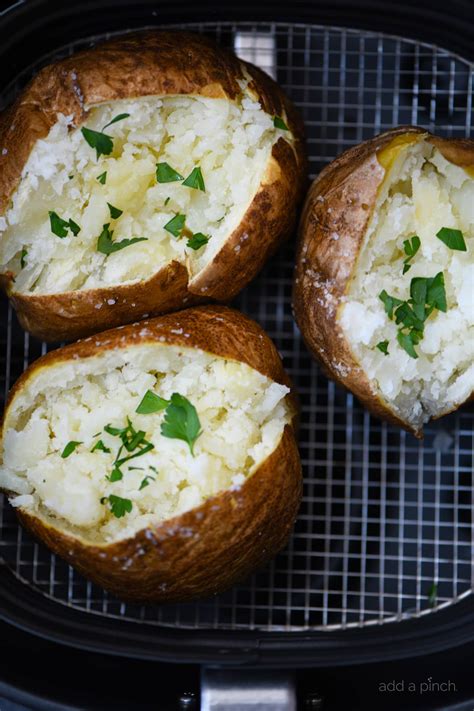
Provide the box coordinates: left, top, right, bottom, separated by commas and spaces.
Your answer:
0, 0, 473, 709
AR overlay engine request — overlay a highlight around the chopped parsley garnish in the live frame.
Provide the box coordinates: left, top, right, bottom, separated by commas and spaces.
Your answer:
161, 393, 202, 456
164, 214, 186, 238
436, 227, 467, 252
187, 232, 209, 250
97, 223, 147, 255
376, 340, 389, 355
164, 197, 170, 206
20, 249, 27, 269
101, 494, 132, 518
156, 162, 184, 183
182, 166, 205, 192
107, 203, 123, 219
97, 171, 107, 185
139, 475, 155, 490
103, 417, 155, 480
49, 211, 81, 238
107, 467, 123, 482
102, 113, 130, 131
81, 127, 113, 159
273, 115, 289, 130
402, 235, 421, 274
136, 390, 169, 414
378, 272, 447, 359
91, 439, 110, 453
61, 441, 82, 458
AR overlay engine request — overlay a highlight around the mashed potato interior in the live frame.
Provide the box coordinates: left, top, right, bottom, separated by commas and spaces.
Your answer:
0, 344, 291, 543
0, 91, 286, 294
340, 140, 474, 426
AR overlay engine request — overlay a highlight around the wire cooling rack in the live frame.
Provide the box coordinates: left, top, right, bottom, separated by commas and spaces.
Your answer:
0, 22, 473, 632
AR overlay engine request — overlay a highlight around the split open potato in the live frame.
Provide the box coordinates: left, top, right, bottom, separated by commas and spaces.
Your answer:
0, 306, 301, 602
294, 127, 473, 436
0, 31, 306, 341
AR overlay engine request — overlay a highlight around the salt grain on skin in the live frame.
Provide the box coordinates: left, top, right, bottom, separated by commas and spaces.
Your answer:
107, 298, 116, 305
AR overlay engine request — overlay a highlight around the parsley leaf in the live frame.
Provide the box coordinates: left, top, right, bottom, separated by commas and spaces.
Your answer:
428, 582, 438, 607
187, 232, 209, 250
97, 223, 147, 255
376, 340, 389, 355
379, 290, 403, 319
107, 467, 123, 482
436, 227, 467, 252
397, 330, 419, 359
164, 197, 170, 206
156, 162, 184, 183
107, 203, 123, 219
102, 113, 130, 131
91, 439, 111, 453
68, 219, 81, 236
182, 167, 205, 192
81, 127, 113, 159
161, 393, 202, 456
273, 115, 289, 130
97, 171, 107, 185
49, 211, 70, 238
402, 235, 420, 274
139, 475, 155, 490
164, 214, 186, 238
136, 390, 169, 414
103, 494, 133, 518
61, 441, 82, 458
20, 249, 27, 269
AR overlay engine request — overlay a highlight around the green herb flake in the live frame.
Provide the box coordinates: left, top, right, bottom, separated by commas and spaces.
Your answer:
161, 393, 202, 456
97, 223, 147, 255
107, 203, 123, 219
80, 127, 113, 160
273, 115, 289, 131
102, 113, 130, 131
68, 218, 81, 236
61, 441, 82, 459
107, 467, 123, 482
104, 494, 133, 518
91, 439, 111, 453
97, 171, 107, 185
182, 166, 205, 192
379, 290, 403, 320
164, 214, 186, 238
187, 232, 210, 250
156, 162, 184, 183
164, 197, 170, 206
402, 235, 420, 274
139, 475, 155, 490
20, 249, 27, 269
376, 340, 389, 355
136, 390, 169, 415
49, 211, 71, 238
397, 330, 419, 359
428, 582, 438, 607
436, 227, 467, 252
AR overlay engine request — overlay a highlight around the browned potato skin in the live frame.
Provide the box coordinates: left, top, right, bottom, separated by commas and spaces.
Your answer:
293, 127, 474, 437
1, 306, 302, 603
0, 31, 307, 342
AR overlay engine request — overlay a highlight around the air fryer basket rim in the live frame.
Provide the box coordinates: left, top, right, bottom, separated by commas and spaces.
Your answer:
0, 2, 473, 667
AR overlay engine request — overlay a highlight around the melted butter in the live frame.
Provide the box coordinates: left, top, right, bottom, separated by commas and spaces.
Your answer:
377, 133, 421, 172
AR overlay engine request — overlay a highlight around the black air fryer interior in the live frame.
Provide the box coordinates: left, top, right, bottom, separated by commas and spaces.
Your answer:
0, 0, 473, 693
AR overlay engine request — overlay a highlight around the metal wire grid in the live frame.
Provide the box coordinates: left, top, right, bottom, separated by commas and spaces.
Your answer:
0, 22, 473, 632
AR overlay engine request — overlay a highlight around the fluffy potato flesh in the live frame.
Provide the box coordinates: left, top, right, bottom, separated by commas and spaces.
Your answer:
340, 139, 474, 428
0, 343, 291, 543
0, 93, 289, 294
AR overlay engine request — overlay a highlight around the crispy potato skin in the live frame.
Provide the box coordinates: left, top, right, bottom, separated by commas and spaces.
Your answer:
1, 306, 302, 603
0, 31, 307, 342
293, 127, 474, 437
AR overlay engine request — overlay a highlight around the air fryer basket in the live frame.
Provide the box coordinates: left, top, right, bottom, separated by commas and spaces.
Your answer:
0, 11, 473, 666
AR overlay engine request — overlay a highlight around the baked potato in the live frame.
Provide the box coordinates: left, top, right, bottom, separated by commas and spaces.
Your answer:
294, 127, 473, 437
0, 306, 301, 603
0, 31, 306, 342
